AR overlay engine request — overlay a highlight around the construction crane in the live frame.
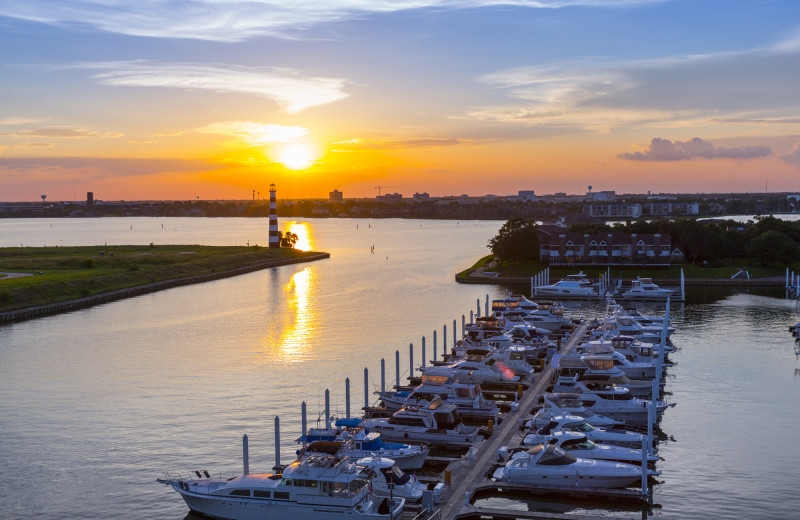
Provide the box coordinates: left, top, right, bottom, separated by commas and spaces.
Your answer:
374, 186, 394, 196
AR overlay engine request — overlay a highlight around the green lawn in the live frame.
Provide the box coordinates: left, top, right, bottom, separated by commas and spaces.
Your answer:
462, 254, 792, 280
0, 245, 319, 312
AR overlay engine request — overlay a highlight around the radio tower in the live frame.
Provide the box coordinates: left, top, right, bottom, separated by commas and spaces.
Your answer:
269, 184, 279, 248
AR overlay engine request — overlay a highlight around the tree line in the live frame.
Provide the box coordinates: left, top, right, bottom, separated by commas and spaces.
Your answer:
489, 215, 800, 266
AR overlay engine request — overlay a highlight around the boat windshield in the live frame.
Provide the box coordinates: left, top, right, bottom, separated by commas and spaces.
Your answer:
537, 445, 577, 466
566, 421, 594, 433
380, 465, 411, 485
561, 438, 596, 450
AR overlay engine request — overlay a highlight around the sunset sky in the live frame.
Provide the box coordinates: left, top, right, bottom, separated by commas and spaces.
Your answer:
2, 0, 800, 201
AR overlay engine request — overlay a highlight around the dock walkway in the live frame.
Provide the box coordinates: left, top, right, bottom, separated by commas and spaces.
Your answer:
437, 321, 592, 520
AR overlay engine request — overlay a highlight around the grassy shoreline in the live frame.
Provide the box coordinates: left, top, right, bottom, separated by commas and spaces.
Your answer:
0, 245, 325, 313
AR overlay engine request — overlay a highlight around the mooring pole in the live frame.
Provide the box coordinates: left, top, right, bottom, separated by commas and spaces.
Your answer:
242, 434, 250, 475
443, 324, 447, 351
364, 367, 369, 410
345, 377, 351, 418
476, 298, 480, 317
421, 336, 426, 368
381, 358, 386, 393
462, 315, 465, 336
395, 350, 400, 389
301, 402, 307, 449
433, 330, 437, 362
325, 389, 331, 430
453, 319, 457, 347
409, 343, 414, 377
485, 294, 489, 316
274, 416, 281, 470
641, 437, 648, 496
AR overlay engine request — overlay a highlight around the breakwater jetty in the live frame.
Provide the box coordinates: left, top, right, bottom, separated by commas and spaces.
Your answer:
0, 252, 329, 325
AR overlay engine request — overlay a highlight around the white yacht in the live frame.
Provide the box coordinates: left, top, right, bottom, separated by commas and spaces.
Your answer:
522, 415, 645, 447
359, 397, 481, 447
157, 453, 404, 520
420, 355, 522, 384
356, 457, 427, 502
528, 393, 620, 429
621, 277, 675, 299
521, 431, 658, 465
557, 379, 673, 426
378, 368, 499, 420
300, 424, 429, 470
534, 272, 597, 297
492, 444, 644, 489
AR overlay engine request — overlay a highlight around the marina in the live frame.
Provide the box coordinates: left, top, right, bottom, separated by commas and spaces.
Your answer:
2, 218, 800, 519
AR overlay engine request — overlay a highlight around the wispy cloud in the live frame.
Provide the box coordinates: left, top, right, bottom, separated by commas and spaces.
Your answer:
196, 121, 309, 145
0, 127, 122, 139
619, 137, 772, 162
474, 32, 800, 133
333, 137, 467, 150
780, 140, 800, 168
0, 1, 665, 42
0, 157, 226, 178
77, 61, 348, 113
0, 117, 47, 126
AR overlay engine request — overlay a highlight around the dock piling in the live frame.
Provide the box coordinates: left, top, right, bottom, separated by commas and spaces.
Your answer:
462, 315, 465, 337
395, 350, 400, 388
641, 437, 648, 496
364, 368, 369, 410
433, 330, 437, 362
381, 359, 385, 393
345, 377, 351, 418
325, 389, 331, 430
453, 319, 457, 347
422, 337, 426, 368
485, 294, 489, 317
409, 343, 414, 377
476, 298, 480, 317
301, 402, 307, 449
242, 434, 249, 476
274, 416, 281, 470
444, 324, 447, 351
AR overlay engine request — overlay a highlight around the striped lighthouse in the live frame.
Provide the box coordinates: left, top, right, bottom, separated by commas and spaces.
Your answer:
268, 184, 279, 248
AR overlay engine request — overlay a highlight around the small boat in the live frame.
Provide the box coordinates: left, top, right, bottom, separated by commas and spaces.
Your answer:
522, 414, 645, 447
521, 431, 658, 465
492, 443, 645, 488
528, 393, 621, 429
157, 452, 404, 520
534, 272, 597, 297
557, 379, 674, 427
621, 277, 675, 299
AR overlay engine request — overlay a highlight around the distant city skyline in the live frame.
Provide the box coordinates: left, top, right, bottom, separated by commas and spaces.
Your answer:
2, 1, 800, 201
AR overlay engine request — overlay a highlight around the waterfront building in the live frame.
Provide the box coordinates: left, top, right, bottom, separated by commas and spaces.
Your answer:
538, 227, 684, 266
586, 203, 643, 219
413, 192, 431, 200
329, 189, 343, 202
376, 193, 402, 203
643, 202, 699, 216
518, 190, 537, 201
585, 190, 616, 202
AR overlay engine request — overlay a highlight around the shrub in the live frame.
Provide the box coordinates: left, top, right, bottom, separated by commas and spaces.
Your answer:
0, 291, 12, 304
128, 263, 140, 271
83, 258, 96, 268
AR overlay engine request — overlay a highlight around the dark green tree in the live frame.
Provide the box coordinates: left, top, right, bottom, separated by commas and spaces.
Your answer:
749, 230, 800, 265
280, 231, 299, 248
488, 218, 540, 261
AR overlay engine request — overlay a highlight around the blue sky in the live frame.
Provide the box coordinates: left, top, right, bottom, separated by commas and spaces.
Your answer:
1, 1, 799, 200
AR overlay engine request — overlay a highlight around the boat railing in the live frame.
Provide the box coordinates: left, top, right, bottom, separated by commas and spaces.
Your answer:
411, 508, 442, 520
160, 470, 236, 482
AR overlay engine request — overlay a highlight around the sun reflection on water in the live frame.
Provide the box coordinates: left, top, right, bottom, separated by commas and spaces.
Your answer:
285, 221, 312, 251
263, 266, 316, 364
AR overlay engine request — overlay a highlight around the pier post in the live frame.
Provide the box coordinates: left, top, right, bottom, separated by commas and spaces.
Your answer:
433, 330, 437, 362
345, 378, 351, 418
243, 434, 250, 475
364, 368, 369, 410
453, 319, 457, 347
381, 359, 386, 393
462, 315, 465, 336
641, 437, 648, 496
787, 267, 790, 288
476, 298, 480, 317
301, 402, 307, 449
274, 416, 281, 470
470, 310, 473, 324
395, 350, 400, 389
680, 269, 685, 300
530, 276, 534, 296
485, 294, 489, 317
409, 343, 414, 377
422, 337, 426, 368
325, 389, 331, 430
647, 398, 655, 454
443, 324, 447, 351
546, 267, 550, 286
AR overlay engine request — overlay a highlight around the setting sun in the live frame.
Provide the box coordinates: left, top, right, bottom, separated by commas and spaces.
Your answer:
276, 143, 317, 170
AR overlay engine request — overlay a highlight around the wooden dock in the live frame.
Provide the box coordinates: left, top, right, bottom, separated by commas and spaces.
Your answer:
427, 321, 649, 520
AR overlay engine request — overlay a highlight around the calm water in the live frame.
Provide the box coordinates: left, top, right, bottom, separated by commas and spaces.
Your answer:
1, 218, 799, 519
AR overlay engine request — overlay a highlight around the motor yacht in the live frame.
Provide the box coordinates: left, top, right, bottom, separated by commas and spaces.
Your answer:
157, 453, 404, 520
534, 272, 597, 298
356, 456, 427, 502
621, 277, 675, 299
491, 443, 644, 489
522, 415, 645, 447
298, 428, 430, 470
521, 431, 658, 465
359, 397, 481, 447
420, 355, 522, 384
528, 393, 621, 429
378, 367, 499, 420
556, 379, 673, 427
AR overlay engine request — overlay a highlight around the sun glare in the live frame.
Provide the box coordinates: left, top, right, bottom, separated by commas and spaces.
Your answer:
276, 143, 316, 170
